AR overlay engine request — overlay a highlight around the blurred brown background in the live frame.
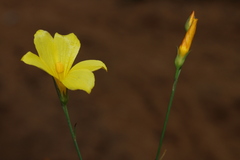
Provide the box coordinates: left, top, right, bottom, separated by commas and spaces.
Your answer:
1, 0, 240, 160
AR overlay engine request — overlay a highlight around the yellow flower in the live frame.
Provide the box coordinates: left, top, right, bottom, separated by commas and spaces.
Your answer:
21, 30, 107, 94
178, 11, 198, 57
175, 11, 198, 68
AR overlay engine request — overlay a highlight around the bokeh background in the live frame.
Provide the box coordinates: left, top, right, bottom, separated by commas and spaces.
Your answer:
1, 0, 240, 160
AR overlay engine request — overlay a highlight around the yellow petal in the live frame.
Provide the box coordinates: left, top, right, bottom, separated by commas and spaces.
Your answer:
54, 32, 80, 77
34, 30, 57, 77
54, 78, 67, 96
179, 18, 198, 57
185, 11, 195, 31
62, 69, 95, 94
21, 51, 52, 75
72, 60, 107, 72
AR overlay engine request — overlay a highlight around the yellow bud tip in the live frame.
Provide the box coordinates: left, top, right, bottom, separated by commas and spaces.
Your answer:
185, 11, 195, 31
189, 11, 195, 24
179, 12, 198, 57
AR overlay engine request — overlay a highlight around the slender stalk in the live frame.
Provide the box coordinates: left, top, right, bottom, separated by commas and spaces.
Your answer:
155, 68, 181, 160
52, 78, 83, 160
61, 103, 83, 160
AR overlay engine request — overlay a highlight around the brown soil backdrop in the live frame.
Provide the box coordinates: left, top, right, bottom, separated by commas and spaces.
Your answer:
1, 0, 240, 160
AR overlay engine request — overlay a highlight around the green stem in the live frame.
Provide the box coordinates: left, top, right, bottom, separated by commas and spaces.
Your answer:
155, 68, 181, 160
62, 103, 83, 160
52, 78, 83, 160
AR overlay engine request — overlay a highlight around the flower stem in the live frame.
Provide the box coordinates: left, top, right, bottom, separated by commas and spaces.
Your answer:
155, 68, 181, 160
61, 103, 83, 160
52, 78, 83, 160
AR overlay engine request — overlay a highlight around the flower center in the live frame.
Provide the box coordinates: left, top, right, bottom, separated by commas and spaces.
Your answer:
56, 62, 64, 73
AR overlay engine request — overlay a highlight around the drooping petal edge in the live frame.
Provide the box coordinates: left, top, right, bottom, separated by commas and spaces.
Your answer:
21, 52, 53, 76
72, 60, 107, 72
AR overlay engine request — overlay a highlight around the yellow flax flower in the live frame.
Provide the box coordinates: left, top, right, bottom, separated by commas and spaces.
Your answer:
21, 30, 107, 95
178, 11, 198, 57
175, 11, 198, 68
